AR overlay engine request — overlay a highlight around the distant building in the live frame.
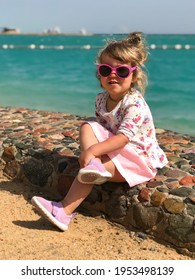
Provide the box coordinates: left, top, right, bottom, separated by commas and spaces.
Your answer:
43, 26, 61, 34
0, 27, 20, 34
79, 28, 93, 36
80, 28, 87, 35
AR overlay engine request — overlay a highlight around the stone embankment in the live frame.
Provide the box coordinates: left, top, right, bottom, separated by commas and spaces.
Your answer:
0, 106, 195, 257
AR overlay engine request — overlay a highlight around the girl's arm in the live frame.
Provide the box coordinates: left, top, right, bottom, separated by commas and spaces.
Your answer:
79, 133, 129, 167
89, 132, 129, 156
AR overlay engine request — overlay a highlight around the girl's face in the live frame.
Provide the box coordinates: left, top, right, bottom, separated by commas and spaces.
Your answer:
99, 54, 136, 101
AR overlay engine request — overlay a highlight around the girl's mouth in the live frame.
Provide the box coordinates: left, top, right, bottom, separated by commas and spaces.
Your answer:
108, 80, 119, 85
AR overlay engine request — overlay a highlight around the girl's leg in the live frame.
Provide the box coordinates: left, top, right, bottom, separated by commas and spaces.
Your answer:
58, 123, 100, 215
102, 155, 126, 183
78, 123, 125, 183
61, 156, 125, 217
79, 123, 99, 151
61, 178, 93, 215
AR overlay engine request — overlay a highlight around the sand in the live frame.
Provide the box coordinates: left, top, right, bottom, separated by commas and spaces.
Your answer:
0, 171, 192, 261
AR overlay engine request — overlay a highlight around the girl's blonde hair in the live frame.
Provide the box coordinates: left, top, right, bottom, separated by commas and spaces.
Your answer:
96, 32, 148, 94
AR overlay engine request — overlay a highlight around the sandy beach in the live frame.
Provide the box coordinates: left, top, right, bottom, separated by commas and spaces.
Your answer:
0, 169, 192, 261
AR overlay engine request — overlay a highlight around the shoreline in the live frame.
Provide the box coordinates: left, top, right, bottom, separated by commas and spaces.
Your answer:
1, 32, 195, 36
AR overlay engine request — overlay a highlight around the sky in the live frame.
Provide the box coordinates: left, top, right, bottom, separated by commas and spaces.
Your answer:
0, 0, 195, 34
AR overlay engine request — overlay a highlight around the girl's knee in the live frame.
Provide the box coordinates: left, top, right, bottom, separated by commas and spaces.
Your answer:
80, 122, 91, 133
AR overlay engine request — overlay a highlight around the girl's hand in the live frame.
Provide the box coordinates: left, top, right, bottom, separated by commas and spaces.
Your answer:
79, 149, 95, 168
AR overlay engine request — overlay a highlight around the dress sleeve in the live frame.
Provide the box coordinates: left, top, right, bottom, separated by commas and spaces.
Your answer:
117, 98, 145, 140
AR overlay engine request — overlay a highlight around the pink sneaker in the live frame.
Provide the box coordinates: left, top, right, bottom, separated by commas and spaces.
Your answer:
77, 159, 112, 185
31, 196, 75, 231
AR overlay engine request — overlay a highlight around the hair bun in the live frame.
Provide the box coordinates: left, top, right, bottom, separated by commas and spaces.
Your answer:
127, 32, 143, 46
126, 32, 148, 65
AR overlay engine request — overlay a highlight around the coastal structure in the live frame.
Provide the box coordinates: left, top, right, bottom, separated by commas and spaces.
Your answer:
0, 27, 20, 34
0, 106, 194, 257
43, 26, 61, 34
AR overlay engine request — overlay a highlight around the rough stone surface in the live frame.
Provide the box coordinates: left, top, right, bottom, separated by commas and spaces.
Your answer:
0, 106, 195, 257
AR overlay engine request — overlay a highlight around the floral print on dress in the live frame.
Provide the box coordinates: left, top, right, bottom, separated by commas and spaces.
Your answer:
95, 90, 168, 169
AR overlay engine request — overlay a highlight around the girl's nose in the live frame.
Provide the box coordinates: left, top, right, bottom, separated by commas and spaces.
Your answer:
110, 70, 117, 76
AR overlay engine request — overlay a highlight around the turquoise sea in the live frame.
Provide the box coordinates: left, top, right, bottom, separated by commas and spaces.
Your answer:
0, 34, 194, 136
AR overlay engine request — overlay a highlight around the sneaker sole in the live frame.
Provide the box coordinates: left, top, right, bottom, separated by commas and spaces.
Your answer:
77, 170, 112, 185
31, 197, 68, 231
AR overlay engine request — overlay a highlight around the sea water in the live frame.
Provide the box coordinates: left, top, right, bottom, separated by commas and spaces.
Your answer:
0, 34, 194, 136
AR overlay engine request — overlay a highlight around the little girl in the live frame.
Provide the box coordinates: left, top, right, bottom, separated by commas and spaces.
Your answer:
31, 32, 168, 231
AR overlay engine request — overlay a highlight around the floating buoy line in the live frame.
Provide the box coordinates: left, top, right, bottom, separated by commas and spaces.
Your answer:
0, 44, 195, 50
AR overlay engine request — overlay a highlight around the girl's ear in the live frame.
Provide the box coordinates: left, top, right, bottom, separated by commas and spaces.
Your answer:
130, 72, 137, 90
131, 72, 137, 83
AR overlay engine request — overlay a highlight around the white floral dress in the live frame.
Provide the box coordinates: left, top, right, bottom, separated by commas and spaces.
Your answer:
86, 90, 168, 187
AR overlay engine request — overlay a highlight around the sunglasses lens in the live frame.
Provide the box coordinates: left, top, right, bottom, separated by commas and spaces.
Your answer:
99, 65, 111, 77
98, 65, 133, 78
116, 67, 130, 78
